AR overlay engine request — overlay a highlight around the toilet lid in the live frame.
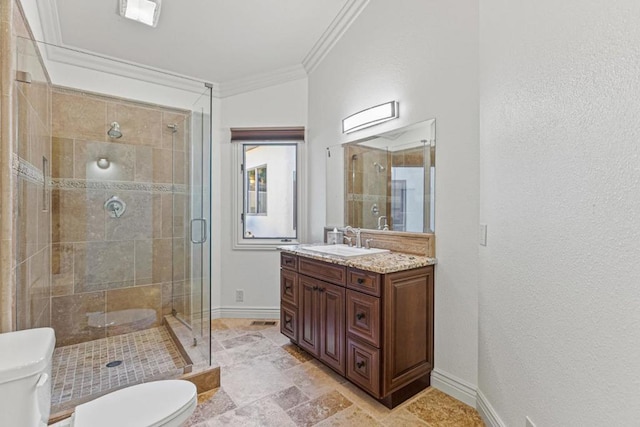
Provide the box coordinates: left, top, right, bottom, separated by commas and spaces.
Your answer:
73, 380, 197, 427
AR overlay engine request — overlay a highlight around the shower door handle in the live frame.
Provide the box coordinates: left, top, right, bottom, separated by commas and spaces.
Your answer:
190, 218, 208, 244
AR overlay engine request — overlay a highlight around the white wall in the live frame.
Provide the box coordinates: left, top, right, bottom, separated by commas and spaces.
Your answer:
217, 79, 307, 316
307, 0, 479, 401
478, 1, 640, 425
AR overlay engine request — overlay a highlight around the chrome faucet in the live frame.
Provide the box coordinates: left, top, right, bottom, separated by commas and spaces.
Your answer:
377, 216, 389, 231
344, 226, 362, 248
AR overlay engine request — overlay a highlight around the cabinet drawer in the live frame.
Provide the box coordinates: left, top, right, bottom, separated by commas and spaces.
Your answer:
299, 257, 346, 286
280, 303, 297, 343
281, 252, 298, 271
346, 338, 380, 397
347, 290, 380, 348
347, 268, 381, 296
281, 269, 298, 307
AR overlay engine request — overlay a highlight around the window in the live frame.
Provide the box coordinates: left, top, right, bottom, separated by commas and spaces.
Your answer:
246, 164, 267, 215
232, 128, 305, 249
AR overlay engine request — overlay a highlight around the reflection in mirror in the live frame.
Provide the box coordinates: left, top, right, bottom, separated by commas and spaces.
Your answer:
326, 119, 435, 233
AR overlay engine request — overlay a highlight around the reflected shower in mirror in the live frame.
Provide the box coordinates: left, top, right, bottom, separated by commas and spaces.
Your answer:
326, 119, 435, 233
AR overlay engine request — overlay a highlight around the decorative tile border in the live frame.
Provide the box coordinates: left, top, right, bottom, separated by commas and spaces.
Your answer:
12, 154, 188, 193
12, 154, 44, 184
347, 193, 384, 202
49, 178, 188, 194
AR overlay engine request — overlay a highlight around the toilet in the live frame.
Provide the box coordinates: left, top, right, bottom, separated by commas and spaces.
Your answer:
0, 328, 197, 427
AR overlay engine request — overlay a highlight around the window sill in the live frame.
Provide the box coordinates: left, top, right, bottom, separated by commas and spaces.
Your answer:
232, 239, 300, 251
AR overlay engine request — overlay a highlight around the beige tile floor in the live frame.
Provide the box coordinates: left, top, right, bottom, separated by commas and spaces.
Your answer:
51, 326, 185, 413
185, 319, 484, 426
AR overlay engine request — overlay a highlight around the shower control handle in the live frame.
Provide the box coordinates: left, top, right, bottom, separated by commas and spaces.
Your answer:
190, 218, 208, 244
104, 196, 126, 218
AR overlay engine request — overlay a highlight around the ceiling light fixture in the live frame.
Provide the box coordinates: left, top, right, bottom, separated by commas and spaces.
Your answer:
342, 101, 399, 134
97, 157, 111, 169
119, 0, 162, 27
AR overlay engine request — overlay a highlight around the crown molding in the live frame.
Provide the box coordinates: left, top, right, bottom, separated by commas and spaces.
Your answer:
218, 65, 307, 98
36, 0, 63, 45
302, 0, 370, 75
44, 42, 216, 95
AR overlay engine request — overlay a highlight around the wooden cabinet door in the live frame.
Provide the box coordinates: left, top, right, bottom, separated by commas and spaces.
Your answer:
298, 275, 320, 356
280, 302, 297, 343
319, 282, 346, 375
346, 290, 380, 347
346, 337, 380, 397
382, 266, 434, 395
281, 269, 298, 307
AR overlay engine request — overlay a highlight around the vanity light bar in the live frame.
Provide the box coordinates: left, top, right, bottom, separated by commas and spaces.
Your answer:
342, 101, 399, 134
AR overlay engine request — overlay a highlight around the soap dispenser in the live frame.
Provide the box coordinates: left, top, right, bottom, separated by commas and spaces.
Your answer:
327, 228, 343, 245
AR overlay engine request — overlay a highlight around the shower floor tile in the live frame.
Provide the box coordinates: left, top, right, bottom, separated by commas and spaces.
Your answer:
51, 326, 186, 411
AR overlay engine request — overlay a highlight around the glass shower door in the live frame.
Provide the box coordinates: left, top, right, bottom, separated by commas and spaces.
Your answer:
185, 86, 212, 363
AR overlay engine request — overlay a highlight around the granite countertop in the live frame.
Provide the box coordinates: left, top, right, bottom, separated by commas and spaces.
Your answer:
278, 243, 437, 274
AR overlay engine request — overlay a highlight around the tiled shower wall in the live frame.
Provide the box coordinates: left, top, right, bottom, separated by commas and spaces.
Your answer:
49, 88, 191, 346
345, 145, 389, 230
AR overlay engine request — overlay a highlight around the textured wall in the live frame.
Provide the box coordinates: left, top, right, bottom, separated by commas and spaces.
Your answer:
308, 0, 480, 395
478, 0, 640, 424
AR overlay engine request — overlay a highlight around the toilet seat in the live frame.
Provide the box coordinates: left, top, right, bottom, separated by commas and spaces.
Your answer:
72, 380, 197, 427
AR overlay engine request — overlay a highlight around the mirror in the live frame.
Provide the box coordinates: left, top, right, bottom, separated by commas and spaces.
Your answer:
326, 119, 435, 233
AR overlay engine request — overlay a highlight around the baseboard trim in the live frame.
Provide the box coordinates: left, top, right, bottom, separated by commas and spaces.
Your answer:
476, 389, 507, 427
211, 306, 280, 319
431, 368, 477, 407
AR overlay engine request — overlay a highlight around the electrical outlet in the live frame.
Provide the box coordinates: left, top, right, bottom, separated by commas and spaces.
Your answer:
235, 289, 244, 302
479, 223, 488, 246
525, 416, 536, 427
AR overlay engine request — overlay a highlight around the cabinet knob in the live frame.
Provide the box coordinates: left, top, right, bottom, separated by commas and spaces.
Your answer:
356, 361, 366, 369
284, 318, 292, 326
356, 278, 365, 284
312, 286, 319, 291
356, 312, 365, 320
285, 284, 292, 291
318, 287, 325, 292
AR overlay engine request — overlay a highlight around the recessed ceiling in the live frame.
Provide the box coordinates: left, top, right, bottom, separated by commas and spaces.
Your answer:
51, 0, 353, 84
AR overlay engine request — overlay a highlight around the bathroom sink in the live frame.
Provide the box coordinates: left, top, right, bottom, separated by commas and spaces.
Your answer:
304, 244, 389, 258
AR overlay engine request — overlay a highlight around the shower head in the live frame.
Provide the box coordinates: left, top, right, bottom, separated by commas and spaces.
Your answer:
107, 122, 122, 139
373, 162, 386, 172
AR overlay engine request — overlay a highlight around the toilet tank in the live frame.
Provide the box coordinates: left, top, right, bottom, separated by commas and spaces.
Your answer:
0, 328, 56, 427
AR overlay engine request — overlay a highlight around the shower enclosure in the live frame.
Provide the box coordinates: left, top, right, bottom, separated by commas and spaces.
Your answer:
12, 28, 212, 413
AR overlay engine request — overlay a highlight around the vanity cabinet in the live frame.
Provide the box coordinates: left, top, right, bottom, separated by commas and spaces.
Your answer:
279, 252, 434, 408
